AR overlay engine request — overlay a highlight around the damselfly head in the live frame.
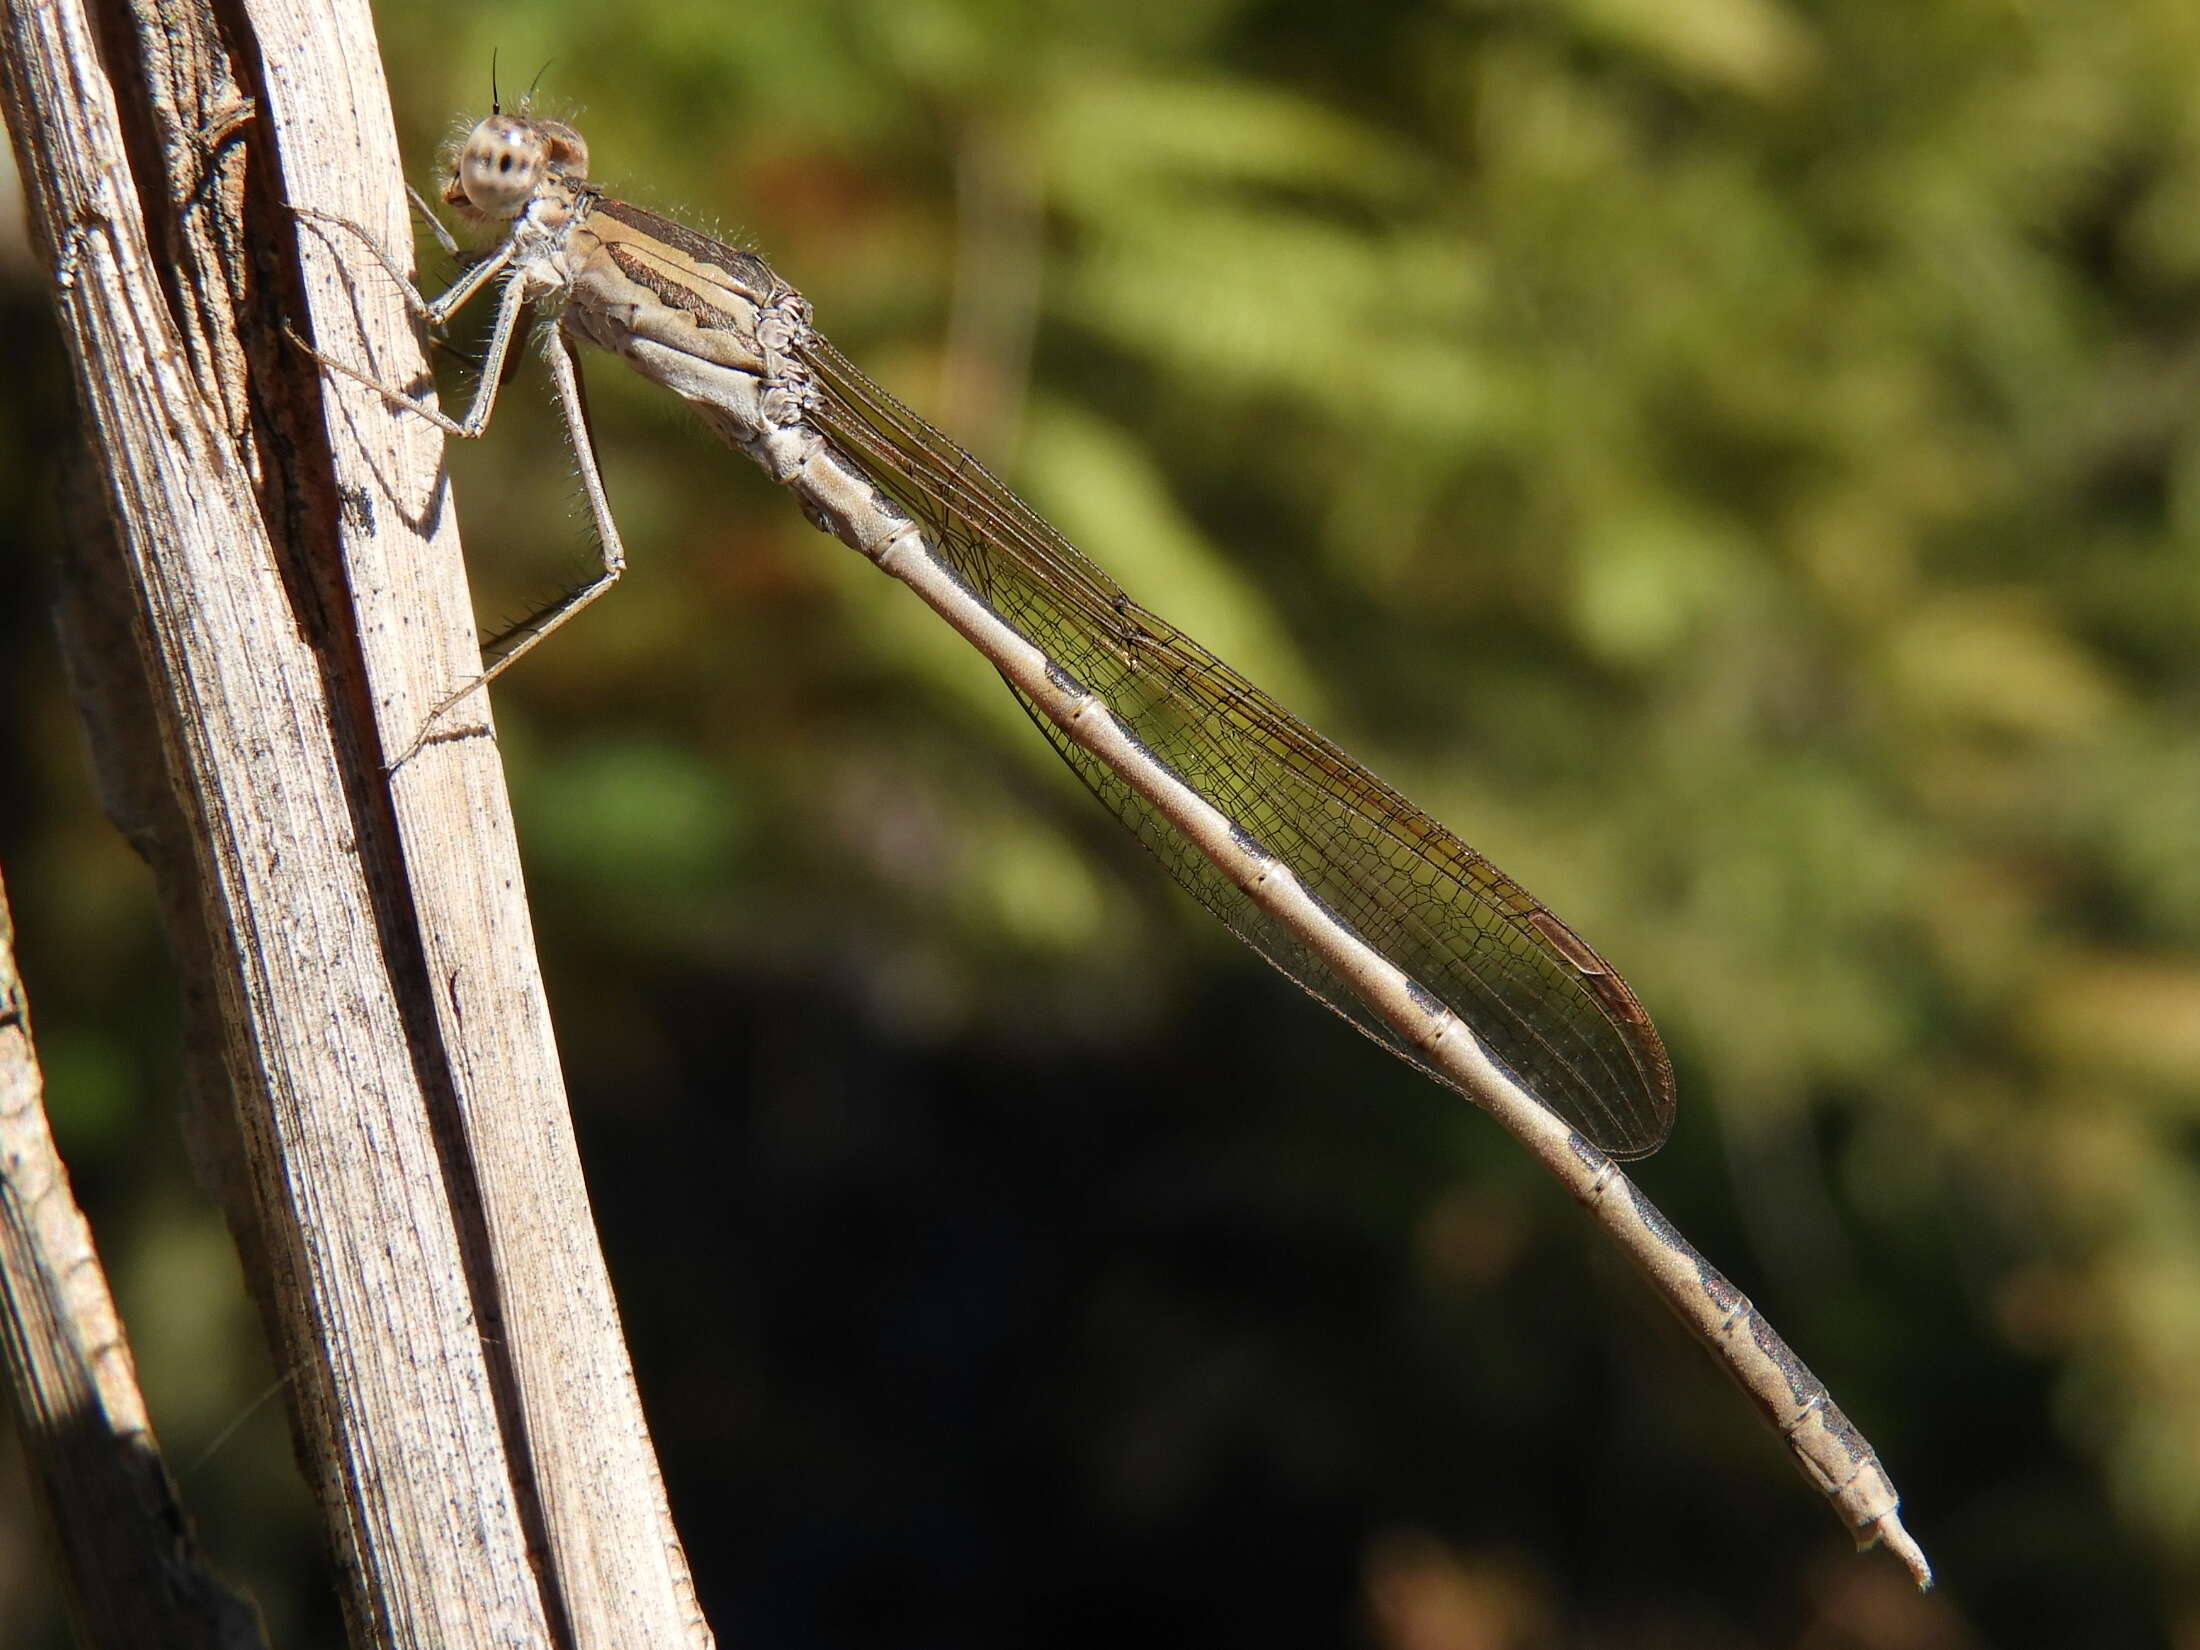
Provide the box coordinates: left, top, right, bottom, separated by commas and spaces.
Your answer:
442, 114, 589, 221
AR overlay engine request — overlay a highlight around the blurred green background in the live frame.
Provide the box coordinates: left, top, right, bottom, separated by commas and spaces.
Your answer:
6, 0, 2200, 1644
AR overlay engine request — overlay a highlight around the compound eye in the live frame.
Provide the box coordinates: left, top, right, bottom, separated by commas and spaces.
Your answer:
445, 116, 546, 219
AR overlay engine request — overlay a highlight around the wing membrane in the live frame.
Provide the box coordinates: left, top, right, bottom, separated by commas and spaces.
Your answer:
801, 337, 1675, 1158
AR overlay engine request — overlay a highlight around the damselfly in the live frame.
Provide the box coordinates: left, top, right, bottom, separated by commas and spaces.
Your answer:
300, 107, 1930, 1586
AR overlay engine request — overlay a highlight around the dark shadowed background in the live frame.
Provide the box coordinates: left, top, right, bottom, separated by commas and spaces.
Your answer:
5, 1, 2199, 1645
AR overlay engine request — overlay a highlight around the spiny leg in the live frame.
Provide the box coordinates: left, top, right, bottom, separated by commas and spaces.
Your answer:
471, 328, 627, 683
289, 218, 530, 441
297, 209, 633, 767
389, 326, 628, 768
293, 202, 510, 328
406, 185, 464, 262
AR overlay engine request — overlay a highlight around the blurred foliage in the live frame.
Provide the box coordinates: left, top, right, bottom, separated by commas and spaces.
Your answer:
5, 0, 2200, 1645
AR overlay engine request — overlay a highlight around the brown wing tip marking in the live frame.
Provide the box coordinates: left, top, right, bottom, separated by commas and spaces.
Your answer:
1525, 911, 1660, 1041
1524, 906, 1677, 1139
1526, 907, 1610, 975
